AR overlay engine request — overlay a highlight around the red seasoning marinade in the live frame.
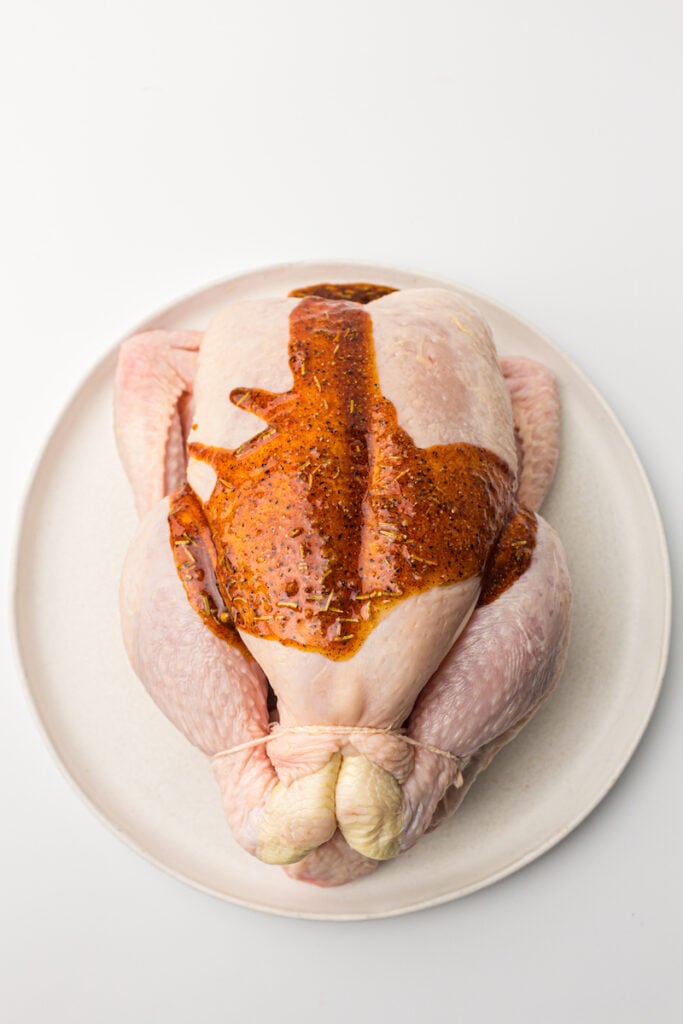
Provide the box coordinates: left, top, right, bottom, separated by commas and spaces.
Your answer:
288, 282, 397, 304
169, 485, 235, 643
168, 286, 535, 660
478, 507, 537, 607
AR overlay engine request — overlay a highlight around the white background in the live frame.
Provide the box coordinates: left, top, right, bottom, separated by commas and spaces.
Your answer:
2, 1, 681, 1021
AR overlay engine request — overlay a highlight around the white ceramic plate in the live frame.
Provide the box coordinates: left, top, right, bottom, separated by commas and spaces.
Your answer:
13, 261, 671, 920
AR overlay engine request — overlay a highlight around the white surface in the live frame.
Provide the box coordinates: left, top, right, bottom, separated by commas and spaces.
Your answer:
13, 261, 670, 919
1, 0, 681, 1018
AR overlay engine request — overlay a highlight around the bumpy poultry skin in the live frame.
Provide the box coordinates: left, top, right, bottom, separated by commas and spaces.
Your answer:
115, 285, 571, 883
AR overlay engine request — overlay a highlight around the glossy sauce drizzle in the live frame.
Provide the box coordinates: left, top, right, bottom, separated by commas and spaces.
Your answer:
168, 289, 529, 660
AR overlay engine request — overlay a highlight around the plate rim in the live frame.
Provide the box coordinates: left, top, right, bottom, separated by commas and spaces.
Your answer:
11, 259, 673, 920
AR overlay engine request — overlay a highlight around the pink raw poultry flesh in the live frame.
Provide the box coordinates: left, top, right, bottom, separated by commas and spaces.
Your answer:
114, 284, 571, 886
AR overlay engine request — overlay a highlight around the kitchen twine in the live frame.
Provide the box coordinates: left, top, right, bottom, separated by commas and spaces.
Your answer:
210, 725, 465, 788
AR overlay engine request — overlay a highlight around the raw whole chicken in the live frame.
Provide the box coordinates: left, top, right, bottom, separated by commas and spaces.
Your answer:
115, 283, 571, 887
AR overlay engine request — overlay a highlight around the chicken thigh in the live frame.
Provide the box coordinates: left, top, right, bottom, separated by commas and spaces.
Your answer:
115, 284, 571, 885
